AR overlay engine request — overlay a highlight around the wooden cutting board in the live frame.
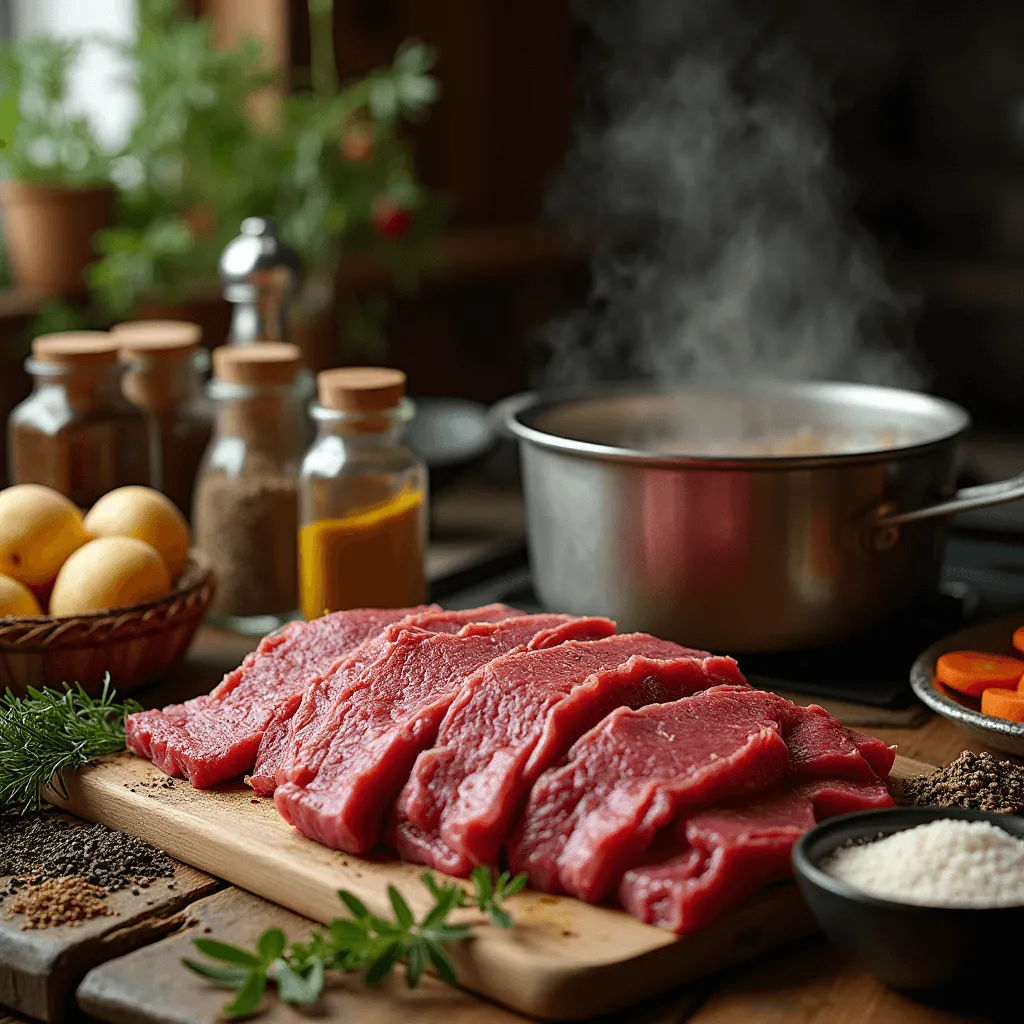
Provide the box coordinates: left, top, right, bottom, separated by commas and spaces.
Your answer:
48, 752, 930, 1021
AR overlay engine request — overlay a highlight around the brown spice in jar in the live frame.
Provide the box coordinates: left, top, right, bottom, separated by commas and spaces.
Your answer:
5, 876, 113, 930
902, 750, 1024, 814
193, 464, 298, 618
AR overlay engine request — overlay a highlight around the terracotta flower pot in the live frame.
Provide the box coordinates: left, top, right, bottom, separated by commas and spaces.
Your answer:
0, 180, 114, 295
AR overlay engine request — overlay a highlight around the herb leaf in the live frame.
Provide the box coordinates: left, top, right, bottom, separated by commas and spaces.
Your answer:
181, 958, 254, 989
0, 676, 140, 813
192, 938, 261, 968
274, 958, 324, 1005
470, 866, 527, 930
256, 929, 286, 964
188, 866, 524, 1018
388, 884, 414, 929
223, 970, 267, 1020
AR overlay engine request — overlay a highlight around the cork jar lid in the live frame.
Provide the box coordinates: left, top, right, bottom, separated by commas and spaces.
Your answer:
32, 332, 118, 366
212, 342, 301, 386
111, 320, 202, 359
317, 367, 406, 413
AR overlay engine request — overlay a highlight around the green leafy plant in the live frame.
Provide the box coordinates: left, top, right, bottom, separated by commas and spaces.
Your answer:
0, 35, 112, 186
0, 676, 140, 812
85, 0, 443, 353
184, 868, 526, 1018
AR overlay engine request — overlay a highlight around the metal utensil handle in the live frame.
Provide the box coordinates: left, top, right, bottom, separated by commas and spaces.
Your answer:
880, 472, 1024, 526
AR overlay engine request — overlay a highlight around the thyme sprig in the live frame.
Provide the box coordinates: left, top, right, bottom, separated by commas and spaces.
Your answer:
0, 676, 139, 812
184, 868, 527, 1018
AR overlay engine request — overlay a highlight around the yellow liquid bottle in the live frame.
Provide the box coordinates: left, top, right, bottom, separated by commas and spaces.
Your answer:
299, 368, 427, 618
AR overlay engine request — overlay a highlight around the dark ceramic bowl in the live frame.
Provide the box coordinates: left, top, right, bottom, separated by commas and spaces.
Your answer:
792, 806, 1024, 991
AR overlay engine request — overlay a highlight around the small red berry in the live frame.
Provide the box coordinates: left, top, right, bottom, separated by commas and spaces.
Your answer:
371, 200, 412, 239
340, 126, 374, 164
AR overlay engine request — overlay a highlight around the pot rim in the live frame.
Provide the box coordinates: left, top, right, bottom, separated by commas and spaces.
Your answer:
497, 378, 971, 470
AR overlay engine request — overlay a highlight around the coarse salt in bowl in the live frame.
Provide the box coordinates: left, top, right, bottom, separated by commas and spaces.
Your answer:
820, 818, 1024, 908
792, 806, 1024, 992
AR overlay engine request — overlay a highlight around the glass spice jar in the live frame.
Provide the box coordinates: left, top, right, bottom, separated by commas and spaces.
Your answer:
112, 320, 213, 520
6, 332, 151, 507
299, 368, 428, 619
192, 342, 307, 634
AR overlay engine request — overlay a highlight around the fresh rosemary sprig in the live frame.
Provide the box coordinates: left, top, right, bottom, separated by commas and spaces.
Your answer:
184, 868, 528, 1018
0, 675, 140, 812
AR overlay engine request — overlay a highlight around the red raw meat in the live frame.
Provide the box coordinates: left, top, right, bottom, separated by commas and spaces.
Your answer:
125, 607, 427, 788
273, 604, 521, 789
275, 615, 616, 853
619, 776, 894, 933
508, 687, 892, 903
846, 728, 898, 779
390, 637, 746, 876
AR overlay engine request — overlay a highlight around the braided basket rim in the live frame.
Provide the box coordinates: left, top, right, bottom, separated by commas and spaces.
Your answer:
0, 549, 216, 650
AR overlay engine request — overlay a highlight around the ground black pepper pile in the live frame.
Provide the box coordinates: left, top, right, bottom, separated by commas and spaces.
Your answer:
903, 750, 1024, 814
0, 813, 175, 897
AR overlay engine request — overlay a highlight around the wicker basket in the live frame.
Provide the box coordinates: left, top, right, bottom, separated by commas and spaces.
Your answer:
0, 551, 215, 697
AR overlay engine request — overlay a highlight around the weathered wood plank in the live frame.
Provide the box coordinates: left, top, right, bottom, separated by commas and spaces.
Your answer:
78, 887, 705, 1024
1, 856, 220, 1023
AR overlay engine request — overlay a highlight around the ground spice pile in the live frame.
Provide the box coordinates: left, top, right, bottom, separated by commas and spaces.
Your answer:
5, 877, 113, 930
0, 813, 175, 895
902, 750, 1024, 814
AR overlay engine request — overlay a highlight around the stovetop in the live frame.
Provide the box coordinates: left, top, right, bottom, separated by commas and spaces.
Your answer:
429, 529, 1024, 710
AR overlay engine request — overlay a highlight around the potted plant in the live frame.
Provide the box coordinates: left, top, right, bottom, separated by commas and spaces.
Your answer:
86, 0, 442, 359
0, 36, 114, 294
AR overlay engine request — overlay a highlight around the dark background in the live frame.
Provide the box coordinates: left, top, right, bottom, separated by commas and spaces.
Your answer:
3, 0, 1024, 482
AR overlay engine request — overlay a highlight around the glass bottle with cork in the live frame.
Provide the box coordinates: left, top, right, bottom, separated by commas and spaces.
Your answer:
192, 343, 306, 634
6, 332, 151, 507
111, 319, 212, 519
299, 367, 428, 618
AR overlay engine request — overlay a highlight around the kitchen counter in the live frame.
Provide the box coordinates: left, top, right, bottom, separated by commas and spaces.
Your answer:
1, 479, 1019, 1024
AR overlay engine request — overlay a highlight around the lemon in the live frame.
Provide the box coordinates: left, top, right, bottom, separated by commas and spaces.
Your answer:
0, 574, 42, 617
84, 486, 191, 578
0, 484, 89, 589
49, 537, 171, 616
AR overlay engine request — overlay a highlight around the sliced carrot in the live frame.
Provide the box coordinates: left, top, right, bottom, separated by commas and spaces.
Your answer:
1014, 626, 1024, 655
982, 687, 1024, 723
935, 650, 1024, 698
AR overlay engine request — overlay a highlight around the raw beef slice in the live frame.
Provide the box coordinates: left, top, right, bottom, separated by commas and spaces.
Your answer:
619, 777, 893, 934
247, 604, 519, 794
273, 603, 521, 790
125, 606, 428, 788
391, 636, 746, 875
275, 615, 616, 853
508, 686, 794, 902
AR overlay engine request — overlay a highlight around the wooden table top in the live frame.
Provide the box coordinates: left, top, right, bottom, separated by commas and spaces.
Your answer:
1, 482, 1018, 1023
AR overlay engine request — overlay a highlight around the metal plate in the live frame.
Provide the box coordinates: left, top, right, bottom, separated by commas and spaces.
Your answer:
910, 612, 1024, 756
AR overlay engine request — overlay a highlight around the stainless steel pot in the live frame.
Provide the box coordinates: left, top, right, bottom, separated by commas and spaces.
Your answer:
496, 380, 1024, 652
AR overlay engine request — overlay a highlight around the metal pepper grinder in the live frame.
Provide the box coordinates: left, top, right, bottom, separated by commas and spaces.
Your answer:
219, 217, 303, 345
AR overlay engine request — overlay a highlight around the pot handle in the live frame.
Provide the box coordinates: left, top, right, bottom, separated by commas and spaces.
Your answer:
878, 472, 1024, 527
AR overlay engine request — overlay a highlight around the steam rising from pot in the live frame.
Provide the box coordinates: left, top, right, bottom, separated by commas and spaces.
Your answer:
541, 0, 919, 388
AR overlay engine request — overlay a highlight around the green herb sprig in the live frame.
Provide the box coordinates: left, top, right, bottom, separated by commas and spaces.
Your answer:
184, 868, 527, 1019
0, 676, 140, 813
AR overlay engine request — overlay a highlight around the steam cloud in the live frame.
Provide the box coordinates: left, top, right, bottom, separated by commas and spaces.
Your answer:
542, 0, 920, 387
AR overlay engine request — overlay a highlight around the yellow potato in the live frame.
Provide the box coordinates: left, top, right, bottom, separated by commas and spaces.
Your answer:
49, 536, 171, 616
84, 486, 190, 578
0, 574, 42, 617
0, 484, 88, 589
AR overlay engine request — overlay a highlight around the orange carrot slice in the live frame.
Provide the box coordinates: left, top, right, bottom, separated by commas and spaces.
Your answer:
1014, 626, 1024, 655
982, 687, 1024, 723
935, 651, 1024, 697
